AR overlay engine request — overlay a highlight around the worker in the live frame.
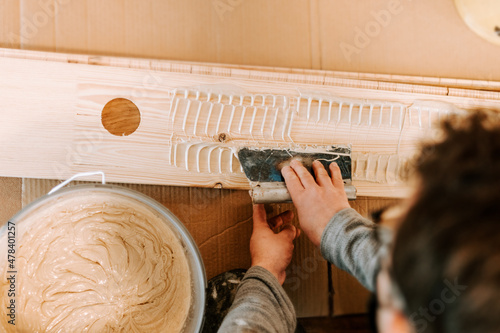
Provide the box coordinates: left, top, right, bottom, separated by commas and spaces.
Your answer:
218, 110, 500, 333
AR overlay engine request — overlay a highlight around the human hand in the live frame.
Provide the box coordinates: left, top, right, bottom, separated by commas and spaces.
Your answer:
281, 160, 350, 247
250, 204, 300, 285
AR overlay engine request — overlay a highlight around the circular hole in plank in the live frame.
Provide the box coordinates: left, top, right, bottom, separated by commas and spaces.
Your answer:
101, 98, 141, 136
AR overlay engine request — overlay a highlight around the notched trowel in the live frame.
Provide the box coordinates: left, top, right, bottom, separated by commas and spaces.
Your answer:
238, 146, 356, 204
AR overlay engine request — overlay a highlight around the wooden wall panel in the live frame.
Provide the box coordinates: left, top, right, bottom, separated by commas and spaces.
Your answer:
317, 0, 500, 81
0, 0, 21, 49
2, 49, 500, 199
12, 0, 314, 68
2, 0, 499, 80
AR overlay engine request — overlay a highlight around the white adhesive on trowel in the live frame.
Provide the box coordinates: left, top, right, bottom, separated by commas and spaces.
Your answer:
239, 145, 352, 156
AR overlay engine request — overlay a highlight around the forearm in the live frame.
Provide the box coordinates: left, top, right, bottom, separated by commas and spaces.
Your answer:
320, 208, 386, 291
218, 266, 296, 333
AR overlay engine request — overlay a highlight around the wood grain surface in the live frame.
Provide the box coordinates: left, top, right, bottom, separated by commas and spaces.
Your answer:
1, 48, 499, 198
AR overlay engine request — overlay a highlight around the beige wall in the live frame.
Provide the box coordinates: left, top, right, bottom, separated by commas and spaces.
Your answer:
1, 0, 499, 80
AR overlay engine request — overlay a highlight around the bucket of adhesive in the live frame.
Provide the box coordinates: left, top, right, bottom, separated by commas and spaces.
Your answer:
0, 172, 206, 332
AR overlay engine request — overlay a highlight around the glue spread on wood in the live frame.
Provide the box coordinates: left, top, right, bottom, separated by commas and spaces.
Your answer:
169, 139, 240, 174
407, 100, 463, 129
351, 152, 406, 184
169, 85, 293, 142
166, 85, 462, 187
296, 89, 407, 129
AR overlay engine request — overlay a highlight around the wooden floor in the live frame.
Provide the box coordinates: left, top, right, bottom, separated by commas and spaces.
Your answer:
298, 315, 374, 333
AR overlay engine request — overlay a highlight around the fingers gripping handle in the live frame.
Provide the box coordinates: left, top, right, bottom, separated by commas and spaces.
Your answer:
250, 182, 357, 204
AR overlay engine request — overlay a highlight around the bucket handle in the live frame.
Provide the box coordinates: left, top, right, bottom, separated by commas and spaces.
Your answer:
48, 171, 106, 195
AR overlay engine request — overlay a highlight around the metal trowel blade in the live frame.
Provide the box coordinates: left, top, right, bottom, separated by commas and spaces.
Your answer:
237, 146, 356, 203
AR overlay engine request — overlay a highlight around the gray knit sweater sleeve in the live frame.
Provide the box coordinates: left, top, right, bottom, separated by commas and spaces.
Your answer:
320, 207, 382, 292
218, 266, 296, 333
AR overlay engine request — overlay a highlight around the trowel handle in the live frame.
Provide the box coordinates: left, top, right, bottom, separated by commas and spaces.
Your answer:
250, 184, 357, 204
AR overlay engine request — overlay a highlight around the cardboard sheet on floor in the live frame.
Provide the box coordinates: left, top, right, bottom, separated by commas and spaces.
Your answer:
20, 178, 331, 317
17, 178, 401, 318
331, 197, 401, 316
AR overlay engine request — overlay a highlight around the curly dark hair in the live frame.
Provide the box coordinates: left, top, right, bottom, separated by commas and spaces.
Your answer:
391, 110, 500, 333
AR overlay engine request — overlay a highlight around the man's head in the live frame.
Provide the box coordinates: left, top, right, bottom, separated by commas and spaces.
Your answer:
379, 110, 500, 333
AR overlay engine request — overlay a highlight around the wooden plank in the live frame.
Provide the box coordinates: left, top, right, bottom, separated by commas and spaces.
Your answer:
1, 47, 499, 93
2, 49, 500, 198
